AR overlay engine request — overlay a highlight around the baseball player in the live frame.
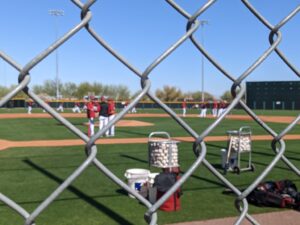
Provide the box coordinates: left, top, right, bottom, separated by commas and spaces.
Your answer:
182, 99, 187, 117
199, 102, 207, 118
82, 102, 88, 112
27, 100, 33, 114
98, 96, 109, 136
212, 99, 218, 117
107, 98, 116, 137
131, 105, 137, 113
87, 96, 98, 136
72, 102, 81, 113
56, 102, 64, 112
217, 101, 225, 117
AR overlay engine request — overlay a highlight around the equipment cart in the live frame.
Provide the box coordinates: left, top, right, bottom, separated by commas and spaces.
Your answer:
224, 126, 255, 174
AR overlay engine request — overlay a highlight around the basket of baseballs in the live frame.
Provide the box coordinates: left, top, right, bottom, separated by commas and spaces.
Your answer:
148, 132, 180, 168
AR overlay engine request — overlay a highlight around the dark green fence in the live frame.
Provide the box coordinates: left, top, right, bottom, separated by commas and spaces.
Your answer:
246, 81, 300, 110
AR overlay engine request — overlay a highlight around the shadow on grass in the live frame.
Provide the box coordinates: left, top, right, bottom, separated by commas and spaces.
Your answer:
23, 159, 134, 225
117, 129, 149, 137
120, 154, 148, 164
206, 143, 226, 149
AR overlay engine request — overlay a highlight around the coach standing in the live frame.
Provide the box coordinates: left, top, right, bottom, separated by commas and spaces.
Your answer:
98, 96, 109, 137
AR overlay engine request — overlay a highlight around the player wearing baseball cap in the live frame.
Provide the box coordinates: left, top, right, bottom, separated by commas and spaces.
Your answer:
87, 96, 98, 136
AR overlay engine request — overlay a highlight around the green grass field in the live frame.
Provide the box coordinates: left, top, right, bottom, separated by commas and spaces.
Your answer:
0, 108, 299, 225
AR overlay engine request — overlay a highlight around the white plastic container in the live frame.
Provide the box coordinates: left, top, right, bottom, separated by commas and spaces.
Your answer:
147, 173, 159, 203
124, 168, 150, 198
220, 149, 237, 169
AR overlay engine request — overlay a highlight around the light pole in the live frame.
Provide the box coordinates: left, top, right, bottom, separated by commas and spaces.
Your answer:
200, 20, 208, 103
49, 9, 64, 99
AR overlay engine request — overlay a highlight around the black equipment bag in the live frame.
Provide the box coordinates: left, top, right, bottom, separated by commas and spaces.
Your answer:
154, 172, 177, 192
247, 180, 300, 209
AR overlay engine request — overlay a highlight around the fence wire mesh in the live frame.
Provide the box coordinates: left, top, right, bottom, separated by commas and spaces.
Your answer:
0, 0, 300, 224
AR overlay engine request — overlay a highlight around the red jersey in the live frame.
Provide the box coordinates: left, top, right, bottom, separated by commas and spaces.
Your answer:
213, 100, 218, 109
182, 101, 186, 108
108, 100, 116, 115
87, 102, 97, 118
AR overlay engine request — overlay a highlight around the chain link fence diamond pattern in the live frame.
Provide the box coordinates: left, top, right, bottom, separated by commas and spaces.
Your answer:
0, 0, 299, 224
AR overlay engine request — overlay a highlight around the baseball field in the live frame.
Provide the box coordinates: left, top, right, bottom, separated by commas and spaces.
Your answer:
0, 108, 299, 225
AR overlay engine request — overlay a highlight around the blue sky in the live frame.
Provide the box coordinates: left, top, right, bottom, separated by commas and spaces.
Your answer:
1, 0, 299, 98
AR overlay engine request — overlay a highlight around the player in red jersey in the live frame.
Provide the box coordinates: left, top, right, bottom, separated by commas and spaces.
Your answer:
107, 98, 116, 137
212, 99, 218, 117
87, 96, 98, 136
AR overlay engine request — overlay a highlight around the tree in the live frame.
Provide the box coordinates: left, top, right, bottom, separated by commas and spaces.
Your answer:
221, 90, 233, 102
43, 79, 59, 97
61, 82, 78, 99
0, 85, 9, 98
155, 85, 183, 101
32, 84, 44, 94
186, 91, 214, 101
28, 80, 131, 100
1, 85, 27, 99
91, 82, 104, 96
116, 85, 131, 100
75, 82, 92, 99
131, 90, 150, 101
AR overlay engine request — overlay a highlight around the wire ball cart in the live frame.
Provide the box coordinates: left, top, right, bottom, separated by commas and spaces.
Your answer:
224, 126, 255, 174
148, 131, 180, 169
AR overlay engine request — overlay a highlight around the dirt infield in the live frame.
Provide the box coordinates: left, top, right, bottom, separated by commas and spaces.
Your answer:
0, 113, 298, 124
0, 134, 299, 152
167, 210, 300, 225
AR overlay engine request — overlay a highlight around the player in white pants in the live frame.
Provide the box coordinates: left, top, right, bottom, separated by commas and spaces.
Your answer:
212, 100, 218, 117
107, 98, 116, 137
99, 96, 109, 136
131, 106, 137, 113
182, 100, 187, 117
57, 103, 64, 112
27, 101, 33, 114
200, 103, 207, 118
87, 97, 98, 136
72, 102, 81, 113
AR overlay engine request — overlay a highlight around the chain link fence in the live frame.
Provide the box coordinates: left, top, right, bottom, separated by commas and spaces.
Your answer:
1, 0, 300, 224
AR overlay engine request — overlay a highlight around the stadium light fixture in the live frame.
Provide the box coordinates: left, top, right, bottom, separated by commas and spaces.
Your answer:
200, 20, 208, 103
49, 9, 64, 99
